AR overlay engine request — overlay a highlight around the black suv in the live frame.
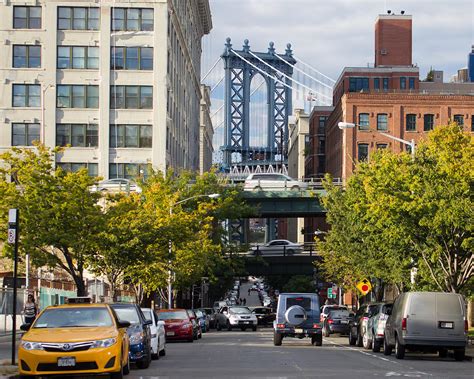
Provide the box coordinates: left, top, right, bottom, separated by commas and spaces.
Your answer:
110, 303, 153, 369
273, 293, 322, 346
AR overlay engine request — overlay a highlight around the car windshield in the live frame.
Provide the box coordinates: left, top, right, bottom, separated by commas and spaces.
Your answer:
33, 307, 113, 328
195, 310, 203, 317
286, 297, 312, 311
158, 311, 188, 320
202, 309, 213, 315
112, 306, 140, 324
142, 309, 152, 321
329, 310, 350, 318
230, 307, 251, 314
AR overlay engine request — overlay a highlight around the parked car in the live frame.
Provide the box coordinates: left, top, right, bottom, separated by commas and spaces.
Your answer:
273, 293, 322, 346
186, 309, 202, 340
157, 308, 194, 342
348, 303, 381, 347
251, 240, 303, 256
250, 306, 276, 326
19, 299, 130, 378
91, 178, 142, 193
243, 173, 308, 191
200, 307, 217, 329
216, 306, 258, 331
213, 301, 228, 312
141, 307, 166, 358
194, 309, 209, 333
364, 302, 392, 352
322, 309, 352, 337
383, 292, 467, 361
320, 305, 348, 323
110, 303, 152, 369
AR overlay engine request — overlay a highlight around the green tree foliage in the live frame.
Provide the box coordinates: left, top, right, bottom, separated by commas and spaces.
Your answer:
0, 145, 103, 295
282, 275, 315, 293
319, 124, 473, 294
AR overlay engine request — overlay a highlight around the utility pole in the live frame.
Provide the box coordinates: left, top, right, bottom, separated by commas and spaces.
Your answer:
8, 209, 19, 365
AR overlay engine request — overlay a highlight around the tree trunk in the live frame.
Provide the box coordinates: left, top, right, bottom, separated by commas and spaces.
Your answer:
75, 277, 87, 296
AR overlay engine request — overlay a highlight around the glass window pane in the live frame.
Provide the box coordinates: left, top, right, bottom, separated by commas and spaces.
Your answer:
358, 113, 369, 130
127, 9, 140, 31
88, 163, 98, 177
56, 124, 69, 146
57, 47, 70, 69
14, 7, 27, 28
86, 124, 98, 147
73, 8, 86, 30
58, 7, 71, 29
27, 124, 40, 145
140, 125, 152, 147
400, 77, 406, 89
87, 86, 99, 108
29, 7, 42, 29
125, 125, 138, 147
126, 47, 139, 69
377, 114, 388, 131
29, 46, 41, 68
125, 86, 139, 109
124, 164, 138, 179
88, 8, 100, 30
453, 115, 464, 126
358, 144, 368, 161
140, 86, 153, 109
112, 8, 124, 31
29, 7, 41, 18
72, 47, 86, 69
87, 47, 99, 69
12, 124, 26, 146
71, 124, 85, 146
110, 124, 124, 147
140, 47, 153, 70
13, 85, 26, 107
13, 46, 27, 68
72, 85, 86, 108
141, 9, 154, 31
57, 85, 70, 107
406, 114, 416, 131
28, 85, 41, 107
111, 86, 125, 109
111, 47, 124, 69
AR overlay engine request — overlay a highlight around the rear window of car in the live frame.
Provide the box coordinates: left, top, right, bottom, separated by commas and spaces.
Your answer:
286, 297, 312, 311
112, 306, 140, 324
329, 310, 350, 318
158, 311, 188, 320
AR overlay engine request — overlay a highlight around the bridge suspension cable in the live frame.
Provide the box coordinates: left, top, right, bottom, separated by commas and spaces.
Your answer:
247, 50, 332, 102
292, 54, 336, 83
272, 53, 334, 90
202, 56, 222, 81
211, 75, 225, 92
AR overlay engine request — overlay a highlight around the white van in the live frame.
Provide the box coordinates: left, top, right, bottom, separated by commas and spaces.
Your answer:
383, 292, 468, 360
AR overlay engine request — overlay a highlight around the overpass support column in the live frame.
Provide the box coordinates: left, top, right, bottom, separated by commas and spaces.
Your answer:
264, 218, 277, 242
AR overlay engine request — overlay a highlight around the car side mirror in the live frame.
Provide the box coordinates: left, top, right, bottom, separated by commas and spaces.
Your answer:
117, 320, 131, 329
20, 323, 31, 331
144, 319, 153, 326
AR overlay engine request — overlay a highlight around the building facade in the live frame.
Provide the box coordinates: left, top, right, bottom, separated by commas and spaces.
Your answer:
199, 84, 213, 174
0, 0, 212, 179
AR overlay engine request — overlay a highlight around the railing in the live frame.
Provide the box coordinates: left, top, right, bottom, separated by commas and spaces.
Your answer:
251, 242, 319, 257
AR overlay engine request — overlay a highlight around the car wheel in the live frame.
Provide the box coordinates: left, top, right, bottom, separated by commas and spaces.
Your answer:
159, 347, 166, 356
395, 336, 405, 359
252, 325, 257, 331
291, 185, 300, 191
273, 331, 283, 346
349, 329, 356, 346
454, 348, 465, 361
312, 334, 323, 346
227, 321, 232, 331
363, 332, 371, 349
356, 331, 363, 347
372, 337, 381, 353
136, 345, 151, 369
123, 355, 130, 375
438, 348, 448, 358
286, 249, 295, 255
383, 335, 392, 356
198, 330, 202, 339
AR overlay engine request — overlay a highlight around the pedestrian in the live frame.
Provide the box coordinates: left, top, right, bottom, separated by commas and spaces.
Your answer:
23, 293, 38, 325
248, 288, 251, 296
243, 298, 246, 306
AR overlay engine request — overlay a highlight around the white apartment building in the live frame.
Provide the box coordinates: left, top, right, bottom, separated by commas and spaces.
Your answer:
0, 0, 212, 179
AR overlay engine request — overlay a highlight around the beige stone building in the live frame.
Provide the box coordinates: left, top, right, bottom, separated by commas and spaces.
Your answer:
199, 84, 213, 174
0, 0, 212, 179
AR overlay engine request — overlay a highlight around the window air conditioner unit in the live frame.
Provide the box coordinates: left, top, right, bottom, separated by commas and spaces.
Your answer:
380, 49, 387, 55
4, 39, 10, 45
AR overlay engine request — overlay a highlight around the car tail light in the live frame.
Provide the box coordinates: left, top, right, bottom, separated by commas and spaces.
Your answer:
328, 319, 334, 324
277, 323, 285, 329
402, 317, 407, 331
313, 323, 320, 329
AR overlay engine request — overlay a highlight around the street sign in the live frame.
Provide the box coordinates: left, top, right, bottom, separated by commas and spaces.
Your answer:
356, 278, 372, 296
327, 288, 332, 297
7, 229, 15, 244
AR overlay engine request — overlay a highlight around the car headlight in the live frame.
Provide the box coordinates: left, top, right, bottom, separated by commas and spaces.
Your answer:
181, 323, 192, 329
21, 341, 44, 351
129, 332, 144, 344
91, 338, 117, 348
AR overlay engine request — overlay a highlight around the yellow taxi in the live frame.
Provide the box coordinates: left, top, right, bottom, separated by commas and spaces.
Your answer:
18, 298, 130, 378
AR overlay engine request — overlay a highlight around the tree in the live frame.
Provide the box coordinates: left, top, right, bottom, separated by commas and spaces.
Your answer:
282, 275, 315, 293
0, 145, 104, 295
320, 124, 473, 295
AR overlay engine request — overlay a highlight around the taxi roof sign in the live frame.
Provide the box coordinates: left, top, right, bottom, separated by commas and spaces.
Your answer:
66, 297, 92, 304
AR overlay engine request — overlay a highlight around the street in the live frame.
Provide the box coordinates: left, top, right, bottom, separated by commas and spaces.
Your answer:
128, 330, 473, 379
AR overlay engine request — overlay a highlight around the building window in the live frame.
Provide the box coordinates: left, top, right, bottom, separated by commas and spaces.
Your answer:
111, 47, 153, 70
453, 115, 464, 126
56, 124, 98, 147
109, 163, 150, 179
376, 143, 388, 149
58, 7, 99, 30
57, 162, 98, 177
400, 77, 407, 90
471, 117, 474, 132
377, 114, 388, 131
110, 86, 153, 109
358, 113, 370, 130
12, 84, 40, 107
358, 144, 369, 161
57, 46, 99, 69
382, 78, 389, 91
13, 45, 41, 68
111, 8, 154, 31
349, 77, 369, 92
110, 124, 152, 148
409, 77, 416, 90
374, 78, 380, 90
424, 114, 434, 131
406, 114, 417, 131
318, 116, 327, 135
56, 85, 99, 108
12, 123, 40, 146
13, 6, 41, 29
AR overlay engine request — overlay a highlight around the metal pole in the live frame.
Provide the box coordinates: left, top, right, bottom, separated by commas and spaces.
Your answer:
8, 209, 19, 365
410, 139, 416, 160
168, 207, 173, 309
191, 284, 195, 310
25, 253, 30, 290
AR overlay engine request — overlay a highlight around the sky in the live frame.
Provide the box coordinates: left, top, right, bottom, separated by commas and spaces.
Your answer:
201, 0, 474, 158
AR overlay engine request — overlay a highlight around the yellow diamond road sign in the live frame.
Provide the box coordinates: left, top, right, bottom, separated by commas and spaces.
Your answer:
356, 279, 372, 295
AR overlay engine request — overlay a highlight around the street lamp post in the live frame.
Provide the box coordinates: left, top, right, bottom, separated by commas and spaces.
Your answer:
338, 122, 416, 159
167, 193, 220, 309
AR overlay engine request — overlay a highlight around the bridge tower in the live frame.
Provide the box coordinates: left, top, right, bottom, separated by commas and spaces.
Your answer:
221, 38, 296, 172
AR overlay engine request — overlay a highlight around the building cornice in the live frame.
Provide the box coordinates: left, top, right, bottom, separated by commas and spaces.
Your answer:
344, 92, 474, 103
197, 0, 212, 35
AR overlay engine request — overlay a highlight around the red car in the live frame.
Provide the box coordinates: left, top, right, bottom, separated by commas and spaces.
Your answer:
157, 308, 194, 342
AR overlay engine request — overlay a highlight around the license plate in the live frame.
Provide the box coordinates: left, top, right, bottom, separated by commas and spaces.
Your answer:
166, 331, 175, 336
295, 328, 303, 333
341, 320, 349, 324
439, 321, 454, 329
58, 357, 75, 367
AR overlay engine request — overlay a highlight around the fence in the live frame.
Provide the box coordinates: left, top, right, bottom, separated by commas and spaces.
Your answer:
0, 287, 27, 335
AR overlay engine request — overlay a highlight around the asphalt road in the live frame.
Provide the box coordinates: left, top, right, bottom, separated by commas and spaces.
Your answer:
128, 329, 473, 379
